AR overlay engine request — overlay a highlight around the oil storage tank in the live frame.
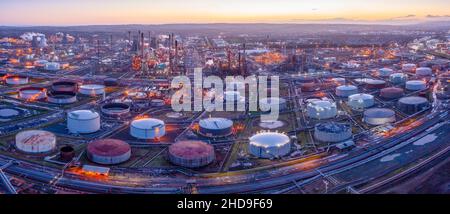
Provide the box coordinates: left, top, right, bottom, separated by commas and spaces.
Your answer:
79, 84, 105, 96
380, 87, 404, 99
306, 100, 337, 119
67, 110, 101, 134
6, 75, 28, 85
87, 139, 131, 165
130, 118, 165, 140
198, 117, 233, 137
44, 62, 60, 71
398, 96, 429, 114
406, 80, 427, 91
47, 91, 77, 104
101, 103, 130, 117
15, 130, 56, 154
168, 140, 215, 168
389, 73, 408, 84
336, 85, 358, 97
248, 131, 291, 159
416, 67, 432, 77
378, 68, 393, 77
314, 122, 352, 143
347, 93, 374, 110
402, 63, 416, 72
19, 87, 47, 100
366, 79, 386, 89
363, 108, 396, 126
259, 97, 287, 111
51, 81, 78, 93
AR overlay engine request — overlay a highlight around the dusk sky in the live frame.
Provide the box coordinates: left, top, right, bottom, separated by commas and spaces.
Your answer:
1, 0, 449, 25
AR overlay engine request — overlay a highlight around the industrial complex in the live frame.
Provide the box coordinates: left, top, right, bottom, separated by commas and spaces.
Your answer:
0, 16, 449, 196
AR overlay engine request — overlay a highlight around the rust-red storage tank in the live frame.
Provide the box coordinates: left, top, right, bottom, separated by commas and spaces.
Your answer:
380, 87, 404, 99
366, 79, 386, 89
168, 140, 215, 168
87, 139, 131, 165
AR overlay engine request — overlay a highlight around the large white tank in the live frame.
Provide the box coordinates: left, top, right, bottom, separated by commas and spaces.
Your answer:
348, 93, 374, 110
389, 73, 408, 84
402, 63, 417, 72
15, 130, 56, 153
363, 108, 396, 126
198, 117, 233, 137
67, 110, 101, 134
314, 122, 352, 143
44, 62, 60, 71
79, 84, 105, 96
6, 76, 28, 85
415, 67, 432, 76
378, 68, 393, 77
336, 85, 358, 97
406, 80, 427, 91
130, 118, 166, 140
248, 131, 291, 158
307, 100, 337, 119
19, 87, 47, 100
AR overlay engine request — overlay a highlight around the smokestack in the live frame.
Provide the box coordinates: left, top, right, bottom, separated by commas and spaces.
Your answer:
141, 32, 144, 57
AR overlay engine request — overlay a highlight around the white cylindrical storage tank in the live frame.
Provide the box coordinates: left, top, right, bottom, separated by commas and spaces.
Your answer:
406, 80, 427, 91
363, 108, 396, 126
44, 62, 60, 71
248, 132, 291, 158
314, 122, 352, 143
259, 97, 287, 111
416, 67, 432, 76
198, 117, 233, 137
169, 140, 215, 168
67, 110, 101, 134
15, 130, 56, 153
79, 84, 105, 96
306, 100, 337, 119
389, 73, 408, 84
348, 93, 374, 110
336, 85, 358, 97
87, 139, 131, 165
19, 87, 47, 100
402, 63, 416, 72
130, 118, 166, 140
6, 75, 28, 85
378, 68, 393, 77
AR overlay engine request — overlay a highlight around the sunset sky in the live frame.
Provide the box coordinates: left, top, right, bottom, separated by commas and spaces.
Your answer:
1, 0, 449, 25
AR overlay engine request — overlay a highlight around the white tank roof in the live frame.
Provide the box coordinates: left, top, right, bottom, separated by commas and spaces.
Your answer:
337, 85, 357, 90
249, 132, 290, 147
308, 100, 336, 108
348, 93, 374, 100
406, 80, 426, 85
68, 110, 99, 120
80, 84, 105, 90
131, 118, 164, 129
199, 117, 233, 130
